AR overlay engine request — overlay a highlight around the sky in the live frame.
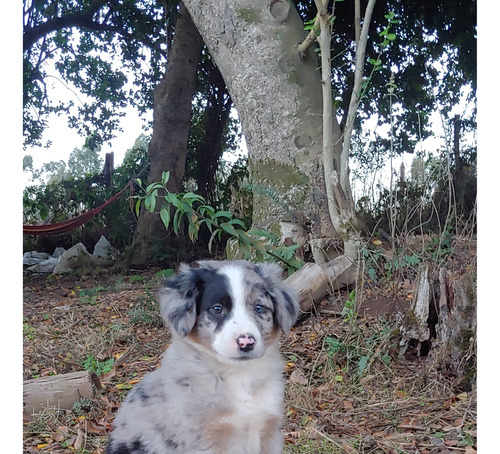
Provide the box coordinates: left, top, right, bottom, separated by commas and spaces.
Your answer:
25, 101, 150, 179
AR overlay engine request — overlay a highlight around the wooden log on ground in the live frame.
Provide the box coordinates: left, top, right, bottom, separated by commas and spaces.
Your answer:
286, 255, 356, 312
24, 370, 101, 414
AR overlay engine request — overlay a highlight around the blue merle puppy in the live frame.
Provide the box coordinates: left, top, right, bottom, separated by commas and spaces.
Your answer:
105, 260, 299, 454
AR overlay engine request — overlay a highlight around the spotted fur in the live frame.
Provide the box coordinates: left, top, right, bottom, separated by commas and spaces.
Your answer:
105, 260, 299, 454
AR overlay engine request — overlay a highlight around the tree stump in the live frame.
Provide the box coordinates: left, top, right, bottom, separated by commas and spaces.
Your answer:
433, 268, 476, 388
399, 264, 476, 389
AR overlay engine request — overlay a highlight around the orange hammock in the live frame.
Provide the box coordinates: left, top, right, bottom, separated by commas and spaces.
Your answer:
23, 183, 131, 236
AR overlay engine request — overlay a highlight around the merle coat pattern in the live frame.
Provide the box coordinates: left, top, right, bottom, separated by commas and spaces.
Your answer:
105, 260, 299, 454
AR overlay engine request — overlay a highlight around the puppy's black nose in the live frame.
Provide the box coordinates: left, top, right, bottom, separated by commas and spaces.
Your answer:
236, 334, 256, 352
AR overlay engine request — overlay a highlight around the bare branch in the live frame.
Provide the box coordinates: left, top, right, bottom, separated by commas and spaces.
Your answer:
340, 0, 377, 189
296, 15, 320, 58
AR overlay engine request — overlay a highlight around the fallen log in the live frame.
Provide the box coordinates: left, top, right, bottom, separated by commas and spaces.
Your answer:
286, 255, 356, 312
23, 370, 101, 414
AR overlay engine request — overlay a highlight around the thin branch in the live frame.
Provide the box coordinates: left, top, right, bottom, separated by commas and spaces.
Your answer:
340, 0, 377, 190
23, 0, 108, 52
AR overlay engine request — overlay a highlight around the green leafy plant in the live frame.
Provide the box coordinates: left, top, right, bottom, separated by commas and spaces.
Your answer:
83, 355, 114, 376
360, 11, 400, 99
23, 321, 35, 341
341, 290, 357, 324
133, 171, 303, 272
79, 285, 107, 305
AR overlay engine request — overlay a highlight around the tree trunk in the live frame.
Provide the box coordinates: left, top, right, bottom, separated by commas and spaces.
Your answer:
182, 0, 338, 245
130, 3, 204, 265
194, 61, 232, 203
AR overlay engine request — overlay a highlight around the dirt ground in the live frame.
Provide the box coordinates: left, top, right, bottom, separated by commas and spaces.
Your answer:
23, 257, 477, 454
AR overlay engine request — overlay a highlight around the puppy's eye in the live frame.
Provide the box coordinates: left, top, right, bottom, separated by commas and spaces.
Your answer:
210, 304, 224, 315
254, 304, 268, 315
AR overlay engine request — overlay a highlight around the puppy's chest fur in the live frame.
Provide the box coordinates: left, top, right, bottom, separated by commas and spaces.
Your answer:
165, 342, 284, 452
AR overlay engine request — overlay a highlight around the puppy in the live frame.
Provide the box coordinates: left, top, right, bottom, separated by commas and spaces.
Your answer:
106, 260, 299, 454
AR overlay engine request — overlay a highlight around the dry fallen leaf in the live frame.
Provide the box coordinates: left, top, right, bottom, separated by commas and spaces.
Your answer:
74, 426, 85, 450
342, 400, 354, 411
290, 369, 308, 385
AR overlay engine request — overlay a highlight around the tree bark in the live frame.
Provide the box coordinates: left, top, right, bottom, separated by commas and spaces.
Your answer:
131, 3, 204, 264
182, 0, 338, 244
286, 255, 356, 312
23, 371, 101, 414
193, 62, 233, 203
398, 264, 476, 389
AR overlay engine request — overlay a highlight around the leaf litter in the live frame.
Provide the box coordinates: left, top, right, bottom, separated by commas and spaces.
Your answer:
23, 265, 476, 453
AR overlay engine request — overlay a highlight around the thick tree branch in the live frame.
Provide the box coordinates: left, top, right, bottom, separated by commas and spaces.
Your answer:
23, 0, 108, 52
23, 0, 163, 55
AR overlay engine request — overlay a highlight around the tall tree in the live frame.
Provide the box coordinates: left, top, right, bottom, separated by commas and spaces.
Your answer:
181, 0, 476, 270
187, 54, 234, 203
23, 0, 233, 263
131, 3, 204, 263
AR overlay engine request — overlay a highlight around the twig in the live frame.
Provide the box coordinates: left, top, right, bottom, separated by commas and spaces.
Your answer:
37, 350, 82, 369
113, 346, 135, 367
309, 426, 344, 450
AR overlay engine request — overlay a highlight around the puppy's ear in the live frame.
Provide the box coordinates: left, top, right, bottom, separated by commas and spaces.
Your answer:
158, 264, 211, 337
253, 262, 300, 333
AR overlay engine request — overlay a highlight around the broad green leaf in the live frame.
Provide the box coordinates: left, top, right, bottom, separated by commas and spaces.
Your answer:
165, 192, 183, 210
251, 238, 267, 255
228, 219, 246, 228
161, 171, 170, 186
135, 199, 141, 217
172, 210, 184, 235
182, 192, 205, 203
165, 192, 177, 203
220, 222, 238, 237
159, 207, 170, 230
144, 193, 156, 212
145, 182, 163, 193
214, 210, 233, 220
188, 222, 199, 242
238, 239, 252, 258
235, 229, 252, 244
199, 205, 216, 217
386, 33, 396, 41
